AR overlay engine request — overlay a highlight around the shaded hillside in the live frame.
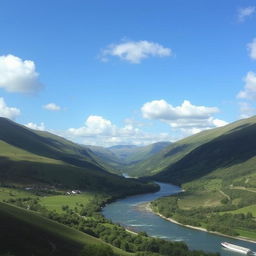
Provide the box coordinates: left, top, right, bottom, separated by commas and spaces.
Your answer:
128, 116, 256, 178
154, 122, 256, 185
0, 202, 129, 256
149, 117, 256, 242
0, 118, 158, 196
0, 117, 103, 170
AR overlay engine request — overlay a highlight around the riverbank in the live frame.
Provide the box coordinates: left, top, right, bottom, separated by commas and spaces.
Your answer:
140, 202, 256, 244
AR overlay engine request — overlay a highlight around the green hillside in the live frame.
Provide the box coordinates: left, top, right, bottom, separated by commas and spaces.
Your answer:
0, 117, 157, 196
127, 116, 256, 178
0, 201, 130, 256
148, 116, 256, 240
154, 120, 256, 185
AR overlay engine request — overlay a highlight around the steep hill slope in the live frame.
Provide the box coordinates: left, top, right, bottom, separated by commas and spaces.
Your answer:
154, 120, 256, 185
0, 117, 157, 196
149, 117, 256, 241
0, 202, 129, 256
128, 116, 256, 178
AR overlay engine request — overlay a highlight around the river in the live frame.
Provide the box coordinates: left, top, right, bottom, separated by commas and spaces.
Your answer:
103, 182, 256, 256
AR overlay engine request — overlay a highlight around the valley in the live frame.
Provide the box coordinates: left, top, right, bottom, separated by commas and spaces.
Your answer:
1, 116, 256, 255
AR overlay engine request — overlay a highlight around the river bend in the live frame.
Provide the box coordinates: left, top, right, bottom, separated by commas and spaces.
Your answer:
103, 182, 256, 256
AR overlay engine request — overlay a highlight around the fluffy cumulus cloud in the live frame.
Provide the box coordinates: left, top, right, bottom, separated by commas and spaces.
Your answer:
25, 122, 45, 131
238, 6, 255, 22
68, 115, 115, 136
67, 115, 173, 146
141, 100, 227, 135
237, 71, 256, 100
0, 97, 20, 120
43, 103, 61, 111
101, 40, 172, 64
247, 38, 256, 60
0, 55, 42, 93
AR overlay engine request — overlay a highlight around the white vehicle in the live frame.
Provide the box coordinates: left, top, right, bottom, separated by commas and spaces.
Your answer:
221, 242, 253, 255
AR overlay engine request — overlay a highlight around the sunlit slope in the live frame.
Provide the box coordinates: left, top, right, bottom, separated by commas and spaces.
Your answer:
127, 116, 256, 178
0, 202, 131, 256
0, 117, 103, 170
0, 118, 157, 195
153, 117, 256, 185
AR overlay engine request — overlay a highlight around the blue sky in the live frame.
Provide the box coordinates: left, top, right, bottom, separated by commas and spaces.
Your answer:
0, 0, 256, 146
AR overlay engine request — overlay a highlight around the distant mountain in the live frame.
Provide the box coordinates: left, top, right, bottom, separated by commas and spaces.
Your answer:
108, 145, 138, 150
88, 142, 171, 173
129, 116, 256, 187
0, 117, 157, 196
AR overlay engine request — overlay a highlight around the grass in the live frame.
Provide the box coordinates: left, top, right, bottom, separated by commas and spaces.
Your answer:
0, 187, 36, 201
0, 140, 63, 164
0, 201, 132, 256
178, 190, 224, 210
235, 229, 256, 240
39, 193, 95, 213
126, 116, 256, 179
221, 205, 256, 217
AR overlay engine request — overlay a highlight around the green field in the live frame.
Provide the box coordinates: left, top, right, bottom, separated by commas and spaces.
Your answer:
39, 193, 95, 213
235, 229, 256, 240
222, 205, 256, 217
0, 187, 36, 201
178, 190, 224, 209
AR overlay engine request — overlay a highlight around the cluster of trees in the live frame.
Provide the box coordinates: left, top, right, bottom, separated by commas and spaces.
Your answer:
5, 195, 219, 256
4, 197, 46, 212
152, 192, 256, 237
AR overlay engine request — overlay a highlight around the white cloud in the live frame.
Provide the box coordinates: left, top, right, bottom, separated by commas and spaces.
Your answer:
101, 40, 172, 64
239, 102, 256, 118
237, 71, 256, 100
0, 55, 42, 93
212, 118, 229, 127
142, 100, 219, 120
25, 122, 45, 131
43, 103, 61, 111
141, 99, 227, 135
247, 38, 256, 60
68, 115, 115, 136
0, 97, 20, 120
238, 6, 255, 22
67, 115, 173, 146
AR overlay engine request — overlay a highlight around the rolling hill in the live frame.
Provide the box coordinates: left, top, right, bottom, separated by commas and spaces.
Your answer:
0, 201, 130, 256
0, 117, 157, 196
126, 116, 256, 180
143, 116, 256, 240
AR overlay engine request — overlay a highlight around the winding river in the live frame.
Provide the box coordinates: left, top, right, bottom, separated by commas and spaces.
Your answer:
103, 182, 256, 256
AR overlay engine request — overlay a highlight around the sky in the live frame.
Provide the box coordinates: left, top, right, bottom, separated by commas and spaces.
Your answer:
0, 0, 256, 146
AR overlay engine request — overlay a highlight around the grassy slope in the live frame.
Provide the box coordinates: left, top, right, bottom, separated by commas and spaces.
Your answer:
154, 121, 256, 185
0, 118, 158, 196
148, 116, 256, 241
127, 116, 256, 178
0, 202, 131, 256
